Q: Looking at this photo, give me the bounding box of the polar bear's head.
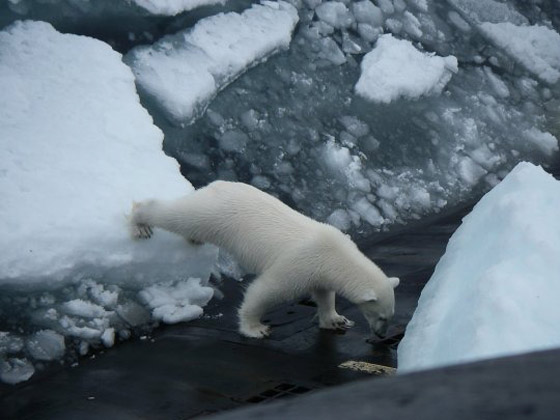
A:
[357,276,399,338]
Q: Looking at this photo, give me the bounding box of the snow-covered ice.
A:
[132,0,230,16]
[5,0,231,18]
[478,23,560,84]
[398,162,560,372]
[125,1,299,123]
[447,0,528,26]
[355,34,458,103]
[0,21,217,383]
[0,20,216,285]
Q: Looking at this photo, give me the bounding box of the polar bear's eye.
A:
[379,316,387,321]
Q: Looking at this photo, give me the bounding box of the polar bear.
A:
[130,181,399,339]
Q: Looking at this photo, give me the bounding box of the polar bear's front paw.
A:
[319,314,355,330]
[239,322,271,339]
[131,223,153,240]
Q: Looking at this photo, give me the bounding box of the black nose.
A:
[374,330,386,339]
[375,322,388,338]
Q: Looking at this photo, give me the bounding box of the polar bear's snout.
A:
[358,300,392,339]
[372,317,389,338]
[357,276,399,339]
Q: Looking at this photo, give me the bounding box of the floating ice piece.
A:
[61,300,112,319]
[139,278,214,324]
[116,302,152,327]
[81,281,120,309]
[355,34,458,103]
[352,197,384,226]
[339,116,370,138]
[398,162,560,372]
[0,358,35,385]
[58,316,105,340]
[0,332,24,354]
[523,128,559,156]
[322,141,371,193]
[447,0,527,26]
[315,1,354,29]
[327,209,353,231]
[376,0,394,15]
[26,330,65,361]
[125,1,299,123]
[132,0,230,16]
[0,21,216,286]
[101,328,115,348]
[7,0,231,17]
[478,23,560,84]
[351,1,383,27]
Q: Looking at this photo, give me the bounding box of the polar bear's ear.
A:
[389,277,400,288]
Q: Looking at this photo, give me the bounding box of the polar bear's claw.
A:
[320,314,355,330]
[132,223,153,240]
[240,323,271,339]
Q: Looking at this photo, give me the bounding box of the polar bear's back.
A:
[201,181,316,237]
[189,181,328,273]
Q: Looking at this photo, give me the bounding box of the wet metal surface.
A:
[209,348,560,420]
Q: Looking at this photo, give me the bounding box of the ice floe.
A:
[399,162,560,372]
[125,1,299,123]
[355,34,458,103]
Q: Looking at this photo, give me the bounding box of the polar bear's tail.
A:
[128,201,154,240]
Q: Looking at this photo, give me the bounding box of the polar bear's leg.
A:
[128,197,201,242]
[312,289,355,330]
[238,277,279,338]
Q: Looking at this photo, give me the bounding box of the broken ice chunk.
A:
[327,209,353,231]
[523,128,559,156]
[355,34,458,103]
[26,330,65,361]
[0,358,35,384]
[351,1,384,27]
[61,299,112,319]
[315,2,354,29]
[139,278,214,325]
[478,23,560,84]
[0,332,24,354]
[132,0,230,16]
[101,328,115,348]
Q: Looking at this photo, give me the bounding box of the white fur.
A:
[129,181,398,338]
